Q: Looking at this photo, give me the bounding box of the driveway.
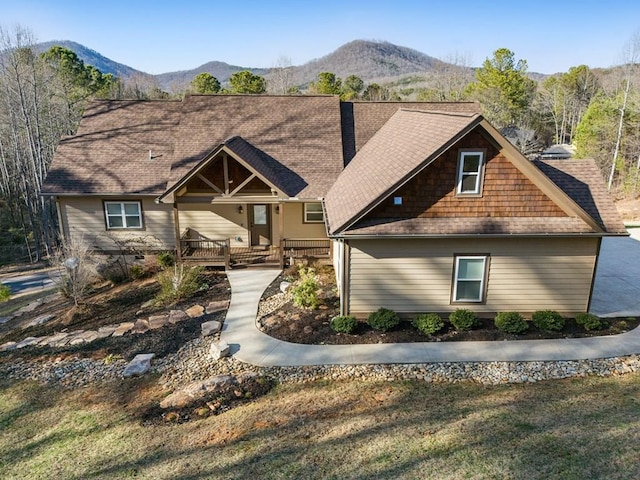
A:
[590,228,640,317]
[0,269,60,297]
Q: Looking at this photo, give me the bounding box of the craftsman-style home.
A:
[41,95,627,317]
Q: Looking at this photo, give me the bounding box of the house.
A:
[41,95,627,317]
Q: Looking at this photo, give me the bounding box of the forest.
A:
[1,25,639,264]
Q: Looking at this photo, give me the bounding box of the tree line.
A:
[0,24,638,264]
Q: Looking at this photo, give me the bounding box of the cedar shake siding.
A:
[58,197,175,251]
[367,128,568,220]
[347,237,599,317]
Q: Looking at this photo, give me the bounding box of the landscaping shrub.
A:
[292,266,319,309]
[449,309,479,331]
[0,283,10,302]
[494,311,528,334]
[367,308,400,332]
[532,310,565,331]
[155,265,204,305]
[576,313,607,331]
[330,315,358,334]
[412,313,444,336]
[157,251,175,269]
[130,264,146,280]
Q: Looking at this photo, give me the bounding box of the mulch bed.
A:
[259,273,640,345]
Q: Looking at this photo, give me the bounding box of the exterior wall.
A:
[59,196,175,251]
[368,128,567,221]
[179,204,248,247]
[347,237,599,317]
[281,202,328,240]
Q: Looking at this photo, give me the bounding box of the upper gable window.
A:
[104,201,143,229]
[456,150,485,195]
[304,202,324,223]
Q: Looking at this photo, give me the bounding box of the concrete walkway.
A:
[221,236,640,366]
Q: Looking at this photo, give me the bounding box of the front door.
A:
[249,204,271,246]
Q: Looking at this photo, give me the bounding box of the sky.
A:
[2,0,639,75]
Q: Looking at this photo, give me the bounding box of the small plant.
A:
[449,309,479,331]
[157,251,175,269]
[367,308,400,332]
[494,312,528,334]
[292,266,319,309]
[412,313,444,336]
[330,315,358,334]
[575,313,607,331]
[103,353,122,365]
[532,310,565,331]
[155,264,204,305]
[130,264,146,280]
[0,284,10,302]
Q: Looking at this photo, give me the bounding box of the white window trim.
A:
[452,255,488,303]
[104,201,142,229]
[456,150,485,195]
[304,202,324,223]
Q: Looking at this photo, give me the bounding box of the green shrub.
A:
[130,264,146,280]
[330,315,358,334]
[494,311,528,334]
[0,283,10,302]
[292,266,319,309]
[449,309,479,331]
[367,308,400,332]
[157,251,175,269]
[155,265,204,305]
[531,310,565,331]
[412,313,444,336]
[575,313,607,331]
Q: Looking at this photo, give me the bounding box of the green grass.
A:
[1,374,639,479]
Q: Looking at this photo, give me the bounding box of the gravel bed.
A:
[3,338,639,390]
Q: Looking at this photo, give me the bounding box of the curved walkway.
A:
[221,235,640,367]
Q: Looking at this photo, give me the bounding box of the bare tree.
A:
[267,55,296,94]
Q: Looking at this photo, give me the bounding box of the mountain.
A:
[154,62,270,92]
[288,40,446,86]
[35,40,147,80]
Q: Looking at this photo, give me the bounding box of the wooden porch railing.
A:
[180,228,230,268]
[280,238,331,268]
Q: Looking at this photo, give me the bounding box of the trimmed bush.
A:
[0,283,10,302]
[412,313,444,336]
[532,310,565,331]
[449,309,479,331]
[130,264,146,280]
[494,311,528,334]
[157,251,175,269]
[292,266,319,309]
[367,308,400,332]
[330,315,358,334]
[156,265,204,305]
[576,313,607,331]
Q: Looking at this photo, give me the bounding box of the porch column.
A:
[173,202,182,262]
[278,201,284,268]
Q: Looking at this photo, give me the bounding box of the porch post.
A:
[278,201,284,268]
[173,202,182,262]
[224,238,231,270]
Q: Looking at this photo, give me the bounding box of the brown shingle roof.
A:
[534,159,627,234]
[324,109,482,234]
[41,100,182,195]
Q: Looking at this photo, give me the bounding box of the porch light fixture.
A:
[275,205,280,214]
[238,205,244,214]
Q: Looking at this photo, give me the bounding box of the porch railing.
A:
[280,238,331,268]
[180,228,230,268]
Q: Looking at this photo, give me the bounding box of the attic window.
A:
[393,196,403,205]
[456,150,485,195]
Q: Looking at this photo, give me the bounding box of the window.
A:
[456,150,484,195]
[104,201,142,229]
[452,255,488,303]
[393,196,403,205]
[304,202,324,223]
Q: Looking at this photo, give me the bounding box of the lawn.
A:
[1,373,639,479]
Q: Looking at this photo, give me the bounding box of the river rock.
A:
[123,353,155,377]
[186,305,205,318]
[160,375,235,409]
[201,320,222,336]
[209,340,230,360]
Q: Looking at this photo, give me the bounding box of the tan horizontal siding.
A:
[281,203,328,239]
[179,204,248,247]
[347,237,598,316]
[60,197,174,251]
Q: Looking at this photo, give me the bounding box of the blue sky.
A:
[2,0,638,75]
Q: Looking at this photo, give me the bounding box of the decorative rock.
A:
[16,299,44,314]
[23,314,55,329]
[140,299,155,309]
[280,281,292,293]
[98,325,118,335]
[40,332,70,347]
[206,300,228,314]
[132,318,150,334]
[209,340,230,360]
[123,353,155,377]
[0,341,17,352]
[148,315,169,330]
[15,337,41,349]
[169,310,189,324]
[112,322,134,337]
[185,305,205,318]
[0,315,14,325]
[201,320,222,336]
[160,375,235,409]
